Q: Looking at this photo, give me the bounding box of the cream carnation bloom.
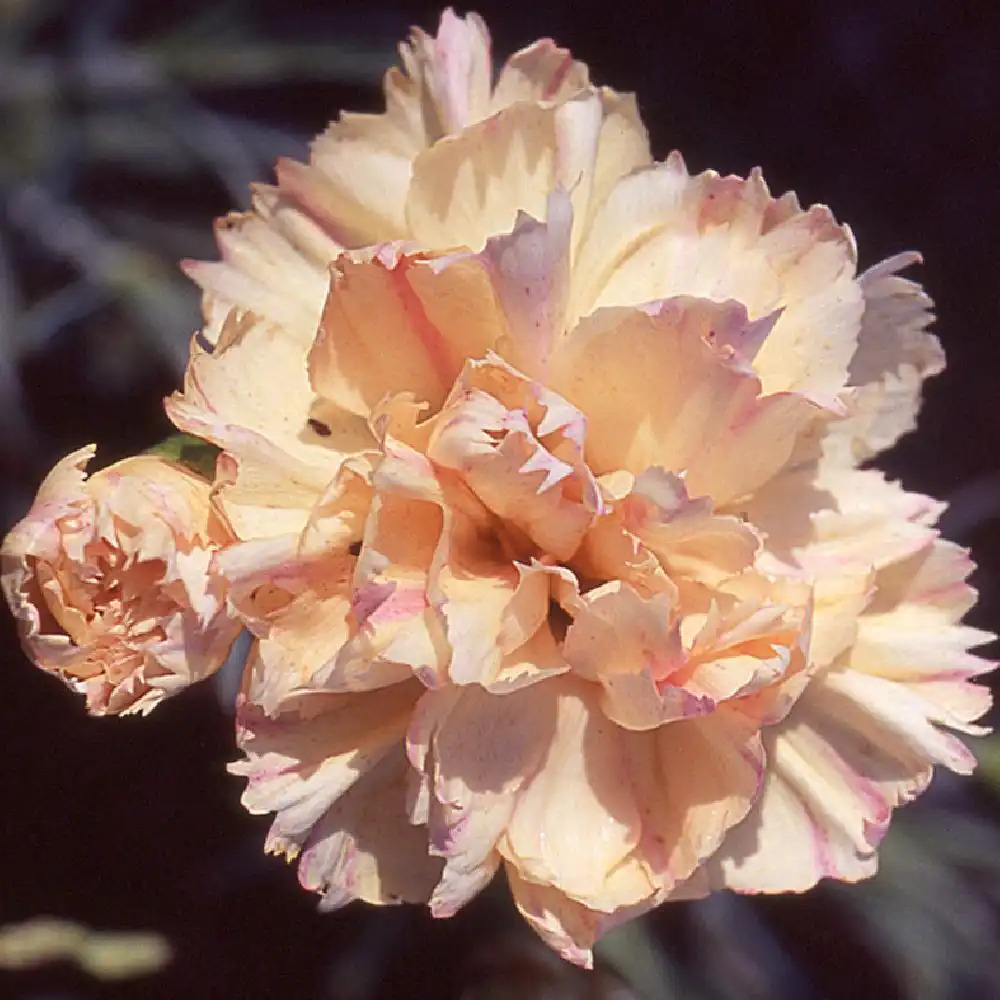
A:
[160,9,991,966]
[2,449,240,715]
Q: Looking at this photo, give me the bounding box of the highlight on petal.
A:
[1,449,240,715]
[406,88,648,253]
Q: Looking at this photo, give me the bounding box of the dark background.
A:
[1,2,999,998]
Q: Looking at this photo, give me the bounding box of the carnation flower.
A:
[2,448,240,715]
[5,7,993,970]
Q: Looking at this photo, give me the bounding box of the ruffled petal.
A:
[407,683,555,917]
[426,355,603,560]
[622,708,765,893]
[309,247,506,418]
[571,154,863,398]
[475,190,572,376]
[578,468,760,602]
[845,539,994,733]
[230,680,423,858]
[297,746,443,909]
[166,311,371,539]
[826,252,943,465]
[182,187,337,345]
[407,88,642,254]
[498,680,654,911]
[551,297,828,504]
[707,660,975,894]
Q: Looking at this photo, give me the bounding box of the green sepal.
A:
[145,434,220,481]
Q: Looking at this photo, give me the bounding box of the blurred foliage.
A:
[0,0,397,525]
[0,917,171,980]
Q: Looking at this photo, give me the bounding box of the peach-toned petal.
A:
[407,683,555,916]
[297,746,443,909]
[747,464,942,578]
[505,867,613,969]
[181,188,337,346]
[337,469,449,691]
[578,468,760,602]
[826,252,943,465]
[215,465,376,711]
[426,356,602,560]
[231,680,422,857]
[563,577,810,731]
[476,190,571,376]
[166,311,371,539]
[407,89,631,254]
[622,708,765,893]
[707,663,967,894]
[309,248,506,419]
[490,37,590,109]
[551,297,827,503]
[572,154,863,398]
[562,582,691,729]
[844,539,994,734]
[498,680,654,911]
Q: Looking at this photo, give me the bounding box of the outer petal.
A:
[407,683,555,917]
[264,7,494,247]
[505,868,616,969]
[407,89,645,255]
[706,661,974,894]
[845,539,994,733]
[623,708,765,893]
[182,186,339,346]
[550,297,828,504]
[297,746,443,909]
[502,695,765,964]
[230,680,423,859]
[498,680,655,911]
[166,311,371,539]
[825,252,943,465]
[490,37,590,110]
[180,11,620,344]
[571,154,863,398]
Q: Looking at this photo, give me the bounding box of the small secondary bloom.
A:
[2,448,240,715]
